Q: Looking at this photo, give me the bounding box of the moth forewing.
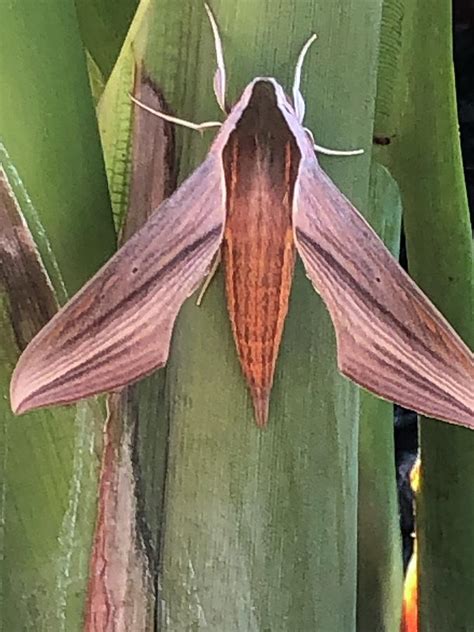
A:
[273,81,474,426]
[292,161,474,427]
[10,156,227,414]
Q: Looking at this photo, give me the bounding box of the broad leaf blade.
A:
[0,158,105,630]
[139,1,383,629]
[0,0,116,294]
[357,163,403,632]
[375,0,474,629]
[76,0,139,81]
[0,3,116,628]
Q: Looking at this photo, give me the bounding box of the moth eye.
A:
[132,266,138,274]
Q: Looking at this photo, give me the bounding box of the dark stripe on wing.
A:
[368,343,472,416]
[295,227,444,365]
[64,225,223,346]
[27,226,223,402]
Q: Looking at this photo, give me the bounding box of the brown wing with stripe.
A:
[294,160,474,427]
[11,156,225,414]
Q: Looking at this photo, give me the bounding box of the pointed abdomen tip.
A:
[252,389,270,428]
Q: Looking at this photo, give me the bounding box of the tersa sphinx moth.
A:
[10,6,474,427]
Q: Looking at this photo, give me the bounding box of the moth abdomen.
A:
[222,82,301,425]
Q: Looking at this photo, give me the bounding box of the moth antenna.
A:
[130,95,222,132]
[304,126,364,156]
[292,33,318,123]
[196,250,221,306]
[204,3,228,114]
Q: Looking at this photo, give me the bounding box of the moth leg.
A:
[305,126,364,156]
[205,3,228,114]
[130,95,222,132]
[196,250,222,306]
[292,33,318,123]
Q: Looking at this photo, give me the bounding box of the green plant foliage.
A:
[138,1,383,629]
[97,0,154,228]
[76,0,139,81]
[375,0,474,629]
[0,2,115,629]
[0,152,107,631]
[357,163,403,632]
[0,1,116,294]
[2,0,471,628]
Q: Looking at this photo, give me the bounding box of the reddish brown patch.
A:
[222,83,300,426]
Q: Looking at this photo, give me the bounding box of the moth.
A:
[10,6,474,427]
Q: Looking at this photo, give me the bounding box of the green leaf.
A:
[0,0,116,294]
[136,1,383,629]
[375,0,474,629]
[97,0,154,228]
[357,163,403,632]
[0,3,116,628]
[0,156,105,631]
[75,0,139,81]
[84,46,177,626]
